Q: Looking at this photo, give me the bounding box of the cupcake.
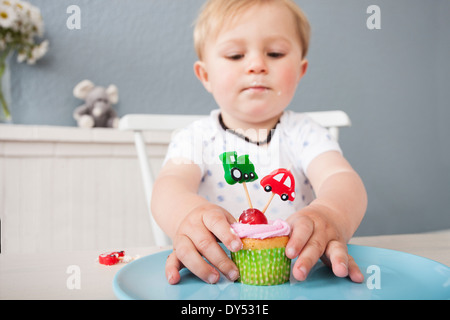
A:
[218,152,294,285]
[230,208,291,286]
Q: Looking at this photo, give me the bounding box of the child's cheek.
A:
[211,71,238,106]
[278,68,300,97]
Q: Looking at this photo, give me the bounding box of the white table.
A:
[0,246,171,300]
[1,230,449,300]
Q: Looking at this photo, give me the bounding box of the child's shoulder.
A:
[189,110,218,133]
[173,110,218,140]
[282,110,311,121]
[280,110,316,131]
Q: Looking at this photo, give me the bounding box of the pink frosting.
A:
[231,219,291,240]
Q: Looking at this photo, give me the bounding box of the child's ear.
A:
[297,59,308,83]
[194,61,212,92]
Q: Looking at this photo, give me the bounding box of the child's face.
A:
[194,2,308,129]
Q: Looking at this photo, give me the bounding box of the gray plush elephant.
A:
[73,80,119,128]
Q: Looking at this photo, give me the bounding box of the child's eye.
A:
[227,54,244,61]
[267,52,285,58]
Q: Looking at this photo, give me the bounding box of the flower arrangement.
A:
[0,0,48,121]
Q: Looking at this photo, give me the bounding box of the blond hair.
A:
[193,0,311,60]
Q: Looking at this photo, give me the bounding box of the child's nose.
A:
[246,54,267,74]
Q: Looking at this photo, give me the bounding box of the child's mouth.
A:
[245,86,269,92]
[242,84,271,93]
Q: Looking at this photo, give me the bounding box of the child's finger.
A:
[292,232,327,281]
[285,214,314,259]
[322,241,364,283]
[202,209,242,252]
[165,251,183,285]
[174,234,222,284]
[348,254,364,283]
[187,222,240,282]
[325,240,349,278]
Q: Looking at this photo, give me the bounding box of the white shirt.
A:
[164,109,341,221]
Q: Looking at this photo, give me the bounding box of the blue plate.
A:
[113,244,450,300]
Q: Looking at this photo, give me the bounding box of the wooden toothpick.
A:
[261,192,275,214]
[242,182,253,208]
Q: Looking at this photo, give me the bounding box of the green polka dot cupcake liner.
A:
[231,247,291,285]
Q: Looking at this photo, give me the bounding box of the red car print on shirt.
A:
[260,168,296,201]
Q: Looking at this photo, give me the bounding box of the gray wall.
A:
[9,0,450,236]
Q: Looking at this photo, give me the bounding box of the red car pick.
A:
[260,168,296,201]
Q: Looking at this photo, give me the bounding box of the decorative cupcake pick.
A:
[260,168,296,214]
[219,151,295,224]
[219,151,258,208]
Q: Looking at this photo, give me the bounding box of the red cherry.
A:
[238,208,268,225]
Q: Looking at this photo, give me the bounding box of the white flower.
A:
[0,0,48,64]
[27,39,48,64]
[0,1,48,119]
[30,8,44,35]
[16,50,25,62]
[0,4,17,28]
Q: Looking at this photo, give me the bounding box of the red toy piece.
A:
[99,251,124,265]
[260,168,296,201]
[239,208,268,225]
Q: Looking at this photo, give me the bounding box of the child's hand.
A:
[285,205,364,283]
[165,203,242,285]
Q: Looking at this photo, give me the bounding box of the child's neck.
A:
[219,112,282,145]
